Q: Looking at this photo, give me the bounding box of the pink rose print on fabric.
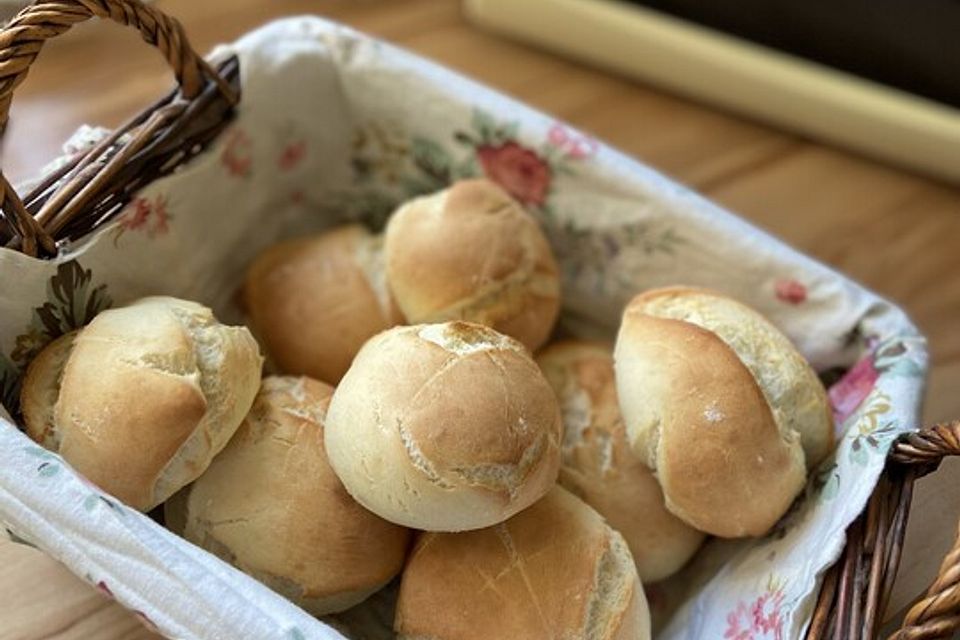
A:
[477,141,552,206]
[546,122,599,160]
[724,585,785,640]
[441,110,595,212]
[278,139,307,171]
[829,354,880,424]
[112,195,171,245]
[828,335,921,425]
[221,127,253,178]
[774,278,807,304]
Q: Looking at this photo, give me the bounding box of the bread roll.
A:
[384,179,560,351]
[21,296,262,511]
[324,321,561,531]
[19,331,76,450]
[243,224,403,384]
[395,486,650,640]
[538,341,704,582]
[167,376,411,615]
[614,287,833,537]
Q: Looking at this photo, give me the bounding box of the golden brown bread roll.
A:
[537,340,705,582]
[395,486,651,640]
[324,321,562,531]
[383,179,561,351]
[166,376,411,615]
[21,296,262,511]
[243,224,403,384]
[614,287,833,537]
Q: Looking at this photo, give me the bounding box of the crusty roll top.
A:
[172,376,411,615]
[243,224,403,384]
[395,486,650,640]
[21,296,262,511]
[21,331,76,450]
[538,341,705,581]
[632,287,833,467]
[384,179,561,351]
[615,287,832,537]
[324,321,562,531]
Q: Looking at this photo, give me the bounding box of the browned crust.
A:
[395,487,649,639]
[324,322,562,531]
[175,376,412,615]
[22,297,261,512]
[537,340,705,581]
[243,224,401,384]
[627,286,834,466]
[616,311,807,537]
[384,179,560,351]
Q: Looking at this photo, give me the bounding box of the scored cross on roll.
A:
[323,321,562,532]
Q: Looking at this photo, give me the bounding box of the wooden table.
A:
[1,1,958,638]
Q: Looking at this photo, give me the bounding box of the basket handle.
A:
[888,420,960,639]
[0,0,236,256]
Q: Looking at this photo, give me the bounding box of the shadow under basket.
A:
[0,1,958,639]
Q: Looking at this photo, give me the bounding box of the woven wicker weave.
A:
[0,0,238,257]
[1,2,957,639]
[807,422,960,640]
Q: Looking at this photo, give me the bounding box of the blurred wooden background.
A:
[1,1,958,638]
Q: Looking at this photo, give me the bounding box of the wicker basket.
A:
[1,2,958,639]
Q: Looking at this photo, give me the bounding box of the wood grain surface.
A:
[1,1,958,638]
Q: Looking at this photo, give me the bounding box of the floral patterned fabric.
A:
[0,17,925,640]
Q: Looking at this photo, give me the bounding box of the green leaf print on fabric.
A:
[471,108,499,144]
[351,121,409,184]
[37,260,112,338]
[11,260,112,371]
[410,136,453,185]
[3,261,110,417]
[546,219,685,293]
[847,390,896,466]
[83,494,100,512]
[24,446,62,478]
[37,462,60,478]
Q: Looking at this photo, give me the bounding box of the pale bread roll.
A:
[324,321,561,531]
[395,486,651,640]
[538,341,705,582]
[19,331,75,450]
[384,179,560,351]
[167,376,411,615]
[20,296,262,511]
[243,224,403,384]
[614,287,833,537]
